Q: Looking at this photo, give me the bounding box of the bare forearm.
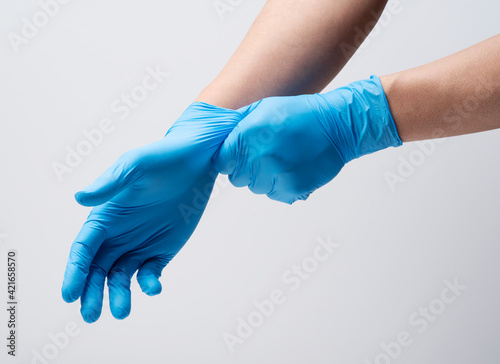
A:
[381,34,500,142]
[197,0,389,109]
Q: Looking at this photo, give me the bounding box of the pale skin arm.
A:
[200,1,499,142]
[196,0,389,109]
[381,34,500,142]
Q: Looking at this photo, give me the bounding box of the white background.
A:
[1,0,500,363]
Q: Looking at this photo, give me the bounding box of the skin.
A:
[197,0,389,109]
[198,0,499,142]
[64,0,500,321]
[64,0,388,321]
[381,34,500,142]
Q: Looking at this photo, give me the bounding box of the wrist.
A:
[195,81,251,110]
[316,75,402,163]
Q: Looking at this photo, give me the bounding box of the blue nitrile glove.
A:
[214,75,402,204]
[62,102,244,323]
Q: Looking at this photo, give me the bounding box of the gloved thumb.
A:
[213,100,262,174]
[75,152,141,206]
[213,128,239,175]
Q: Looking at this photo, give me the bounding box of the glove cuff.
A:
[316,75,402,163]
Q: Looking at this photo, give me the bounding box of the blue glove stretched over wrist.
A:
[62,102,244,323]
[214,75,402,204]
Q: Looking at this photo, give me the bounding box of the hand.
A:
[214,76,402,204]
[62,102,243,323]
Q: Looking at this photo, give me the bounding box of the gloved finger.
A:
[75,151,142,207]
[267,187,311,204]
[78,241,128,322]
[265,176,305,205]
[267,189,298,205]
[213,127,240,175]
[217,136,255,188]
[107,255,144,320]
[137,255,170,296]
[79,265,106,323]
[215,106,265,181]
[213,100,263,176]
[62,222,106,303]
[248,170,275,195]
[228,159,253,188]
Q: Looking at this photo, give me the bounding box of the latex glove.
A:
[62,102,243,323]
[214,75,402,204]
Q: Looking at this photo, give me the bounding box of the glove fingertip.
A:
[74,190,109,207]
[81,308,100,324]
[62,289,78,303]
[144,282,162,296]
[138,275,162,296]
[74,191,88,206]
[112,307,130,320]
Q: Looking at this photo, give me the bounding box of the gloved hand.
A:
[214,75,402,204]
[62,102,243,323]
